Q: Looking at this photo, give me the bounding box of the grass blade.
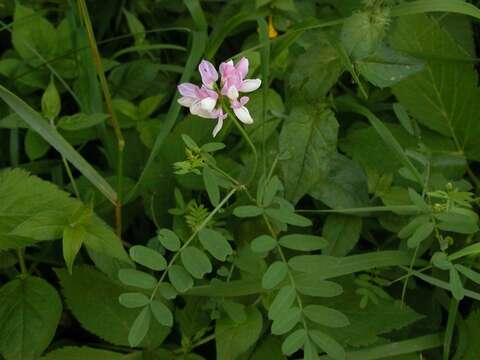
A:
[0,85,117,204]
[391,0,480,20]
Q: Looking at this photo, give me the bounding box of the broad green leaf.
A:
[203,166,220,206]
[12,2,57,66]
[463,310,480,359]
[118,269,157,290]
[251,234,277,253]
[128,307,151,347]
[309,153,369,209]
[268,285,296,320]
[41,77,61,121]
[315,278,423,347]
[407,222,434,248]
[309,330,345,360]
[181,246,212,279]
[251,337,286,360]
[279,234,328,252]
[233,205,263,218]
[215,307,263,360]
[0,169,129,265]
[322,215,362,257]
[356,46,424,87]
[341,9,390,59]
[271,306,301,335]
[150,300,173,327]
[262,261,288,289]
[63,224,86,274]
[281,329,307,356]
[295,275,343,298]
[286,35,343,103]
[57,113,108,131]
[119,293,151,309]
[168,265,194,293]
[303,338,319,360]
[0,87,117,203]
[391,14,480,160]
[261,176,283,207]
[0,276,62,360]
[41,346,124,360]
[56,266,169,347]
[129,245,167,271]
[157,229,181,251]
[222,300,247,324]
[198,228,233,261]
[279,105,338,204]
[303,305,349,328]
[25,129,50,160]
[157,283,178,300]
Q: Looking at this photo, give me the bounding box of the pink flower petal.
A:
[177,83,199,98]
[198,60,218,88]
[235,57,249,79]
[239,79,261,93]
[233,106,253,124]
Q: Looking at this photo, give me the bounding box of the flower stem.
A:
[223,105,258,185]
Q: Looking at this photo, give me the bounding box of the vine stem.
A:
[223,105,258,185]
[150,187,238,300]
[16,249,27,275]
[77,0,125,237]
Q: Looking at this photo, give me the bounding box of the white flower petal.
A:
[178,96,195,107]
[212,117,224,137]
[239,79,261,93]
[227,86,239,100]
[200,97,217,112]
[233,106,253,124]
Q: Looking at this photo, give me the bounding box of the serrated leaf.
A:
[181,246,212,279]
[215,307,263,360]
[309,330,345,360]
[128,307,151,347]
[119,293,151,309]
[279,234,327,252]
[279,105,338,204]
[262,261,288,289]
[168,265,194,293]
[157,229,181,251]
[56,267,169,347]
[233,205,263,218]
[150,300,173,327]
[0,276,62,360]
[268,285,296,320]
[303,305,349,328]
[251,235,277,253]
[198,228,233,261]
[118,269,157,290]
[63,225,86,274]
[129,245,167,271]
[271,306,301,335]
[391,14,480,160]
[281,329,307,356]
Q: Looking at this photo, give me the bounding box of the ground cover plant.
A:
[2,0,480,359]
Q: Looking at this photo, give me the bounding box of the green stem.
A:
[16,249,27,275]
[223,105,258,185]
[150,188,238,300]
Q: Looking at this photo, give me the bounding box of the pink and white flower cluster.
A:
[177,58,261,137]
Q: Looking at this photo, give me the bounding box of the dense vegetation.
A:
[2,0,480,359]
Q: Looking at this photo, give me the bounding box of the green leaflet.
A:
[0,276,62,360]
[391,14,480,160]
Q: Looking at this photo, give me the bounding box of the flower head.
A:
[177,58,261,137]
